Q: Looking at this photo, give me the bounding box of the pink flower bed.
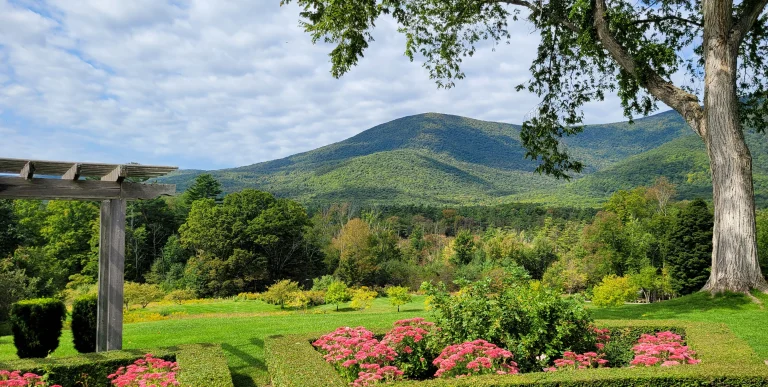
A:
[630,331,700,367]
[433,339,519,378]
[0,371,61,387]
[545,351,608,372]
[381,318,436,378]
[313,326,401,386]
[108,354,180,387]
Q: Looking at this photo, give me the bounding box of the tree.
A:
[450,230,475,265]
[262,280,301,309]
[284,0,768,293]
[0,200,20,258]
[123,282,165,309]
[592,275,639,307]
[668,199,714,295]
[350,286,377,310]
[183,174,222,205]
[325,280,351,311]
[386,286,412,312]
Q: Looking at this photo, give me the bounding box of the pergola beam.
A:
[20,161,35,180]
[62,163,82,180]
[101,165,126,183]
[0,177,176,201]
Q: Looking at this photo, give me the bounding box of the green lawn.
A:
[1,292,767,387]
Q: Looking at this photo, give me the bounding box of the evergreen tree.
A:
[183,174,222,205]
[668,199,713,295]
[450,230,475,265]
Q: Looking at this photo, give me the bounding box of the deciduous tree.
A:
[284,0,768,293]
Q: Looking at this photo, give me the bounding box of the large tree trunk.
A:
[701,0,768,293]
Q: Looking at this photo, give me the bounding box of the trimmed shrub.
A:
[71,294,98,354]
[10,298,67,358]
[0,344,233,387]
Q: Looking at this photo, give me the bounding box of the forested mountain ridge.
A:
[157,110,751,207]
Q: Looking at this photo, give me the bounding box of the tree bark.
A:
[701,0,768,293]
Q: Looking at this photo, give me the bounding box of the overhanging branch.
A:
[630,15,703,28]
[730,0,768,45]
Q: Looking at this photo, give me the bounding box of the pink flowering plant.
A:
[107,354,180,387]
[630,331,700,367]
[0,371,61,387]
[351,365,404,387]
[381,318,437,379]
[312,326,402,386]
[593,327,611,351]
[544,351,609,372]
[432,339,519,379]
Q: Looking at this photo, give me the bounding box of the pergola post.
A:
[96,199,127,352]
[0,158,177,354]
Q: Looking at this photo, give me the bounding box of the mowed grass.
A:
[1,292,767,387]
[0,296,428,387]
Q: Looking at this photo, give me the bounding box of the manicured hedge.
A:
[10,298,67,358]
[264,320,768,387]
[0,344,234,387]
[71,294,98,353]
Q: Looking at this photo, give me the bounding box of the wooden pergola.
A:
[0,158,177,352]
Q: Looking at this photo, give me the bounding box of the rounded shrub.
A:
[71,293,98,353]
[10,298,67,358]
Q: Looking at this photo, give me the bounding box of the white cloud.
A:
[0,0,638,170]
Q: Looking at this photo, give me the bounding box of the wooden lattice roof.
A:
[0,158,177,180]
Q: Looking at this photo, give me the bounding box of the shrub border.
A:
[0,343,234,387]
[264,320,768,387]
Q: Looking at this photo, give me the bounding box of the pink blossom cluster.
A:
[630,331,701,367]
[351,365,404,387]
[0,371,61,387]
[544,351,609,372]
[593,327,611,351]
[107,354,180,387]
[432,339,519,378]
[312,326,402,386]
[381,318,434,353]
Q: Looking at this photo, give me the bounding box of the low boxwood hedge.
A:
[264,320,768,387]
[0,343,234,387]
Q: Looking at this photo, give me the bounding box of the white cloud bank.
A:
[0,0,634,169]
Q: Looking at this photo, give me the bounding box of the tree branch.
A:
[630,15,702,28]
[492,0,581,33]
[592,0,705,137]
[730,0,768,45]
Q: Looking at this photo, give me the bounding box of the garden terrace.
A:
[265,320,768,387]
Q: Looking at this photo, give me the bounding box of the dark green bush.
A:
[422,279,595,372]
[71,294,98,353]
[266,321,768,387]
[0,344,233,387]
[10,298,67,358]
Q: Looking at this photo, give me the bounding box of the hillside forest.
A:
[2,174,768,319]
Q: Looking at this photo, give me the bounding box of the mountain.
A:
[158,111,767,207]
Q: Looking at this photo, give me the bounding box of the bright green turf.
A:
[2,292,767,387]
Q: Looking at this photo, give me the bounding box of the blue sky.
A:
[0,0,660,170]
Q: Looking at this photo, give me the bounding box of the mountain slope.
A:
[159,111,711,206]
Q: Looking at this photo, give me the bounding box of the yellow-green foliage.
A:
[124,282,165,309]
[262,280,301,308]
[325,281,350,311]
[386,286,412,311]
[350,286,377,310]
[592,275,639,308]
[234,292,261,301]
[164,289,197,304]
[287,291,310,312]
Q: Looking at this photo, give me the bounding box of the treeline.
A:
[2,175,768,319]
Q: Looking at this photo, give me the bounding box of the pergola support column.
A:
[96,199,127,352]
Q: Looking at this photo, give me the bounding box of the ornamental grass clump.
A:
[107,354,179,387]
[630,331,700,367]
[381,318,437,379]
[432,339,519,379]
[0,371,61,387]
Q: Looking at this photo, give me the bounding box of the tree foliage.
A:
[668,198,713,295]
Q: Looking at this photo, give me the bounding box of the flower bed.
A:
[265,320,768,387]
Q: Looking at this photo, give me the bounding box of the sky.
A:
[0,0,643,170]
